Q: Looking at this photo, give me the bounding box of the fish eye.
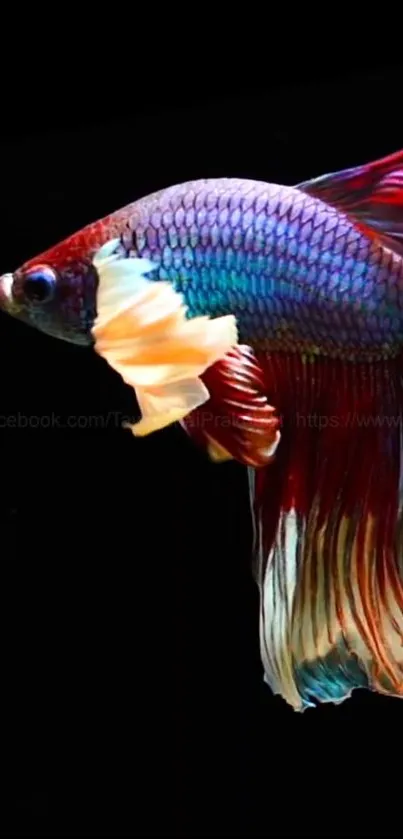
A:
[21,265,57,303]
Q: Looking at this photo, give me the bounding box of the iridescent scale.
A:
[121,178,403,362]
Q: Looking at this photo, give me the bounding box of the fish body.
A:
[6,177,403,360]
[3,149,403,711]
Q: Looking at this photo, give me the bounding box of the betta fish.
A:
[2,147,403,712]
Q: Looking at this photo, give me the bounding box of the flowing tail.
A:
[185,346,403,711]
[249,351,403,710]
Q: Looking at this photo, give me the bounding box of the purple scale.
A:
[297,242,309,262]
[299,221,313,243]
[310,225,324,247]
[200,224,210,246]
[324,214,339,233]
[162,210,173,229]
[207,207,218,226]
[173,248,182,269]
[175,207,185,227]
[183,246,193,266]
[194,245,204,267]
[351,261,366,279]
[329,272,341,292]
[306,265,317,285]
[185,207,195,228]
[135,227,146,250]
[183,190,195,210]
[179,227,188,248]
[244,226,254,251]
[253,231,265,253]
[169,192,183,211]
[230,207,241,228]
[158,228,167,248]
[339,275,353,296]
[197,207,207,227]
[276,236,287,256]
[331,253,343,270]
[300,201,315,225]
[264,232,276,256]
[346,240,358,259]
[219,207,229,226]
[242,208,254,231]
[254,194,267,215]
[241,191,255,213]
[228,192,241,211]
[233,228,242,250]
[346,226,361,243]
[278,198,290,219]
[215,245,224,267]
[218,192,230,210]
[168,226,178,247]
[254,212,266,233]
[312,208,326,230]
[221,225,232,248]
[333,237,346,255]
[322,230,335,250]
[225,247,234,267]
[288,238,298,257]
[147,227,157,248]
[151,210,162,228]
[162,246,173,267]
[194,191,205,210]
[343,257,355,274]
[317,268,329,288]
[276,220,287,237]
[288,219,301,239]
[189,224,199,248]
[289,196,304,222]
[210,224,220,247]
[352,275,366,295]
[205,191,218,210]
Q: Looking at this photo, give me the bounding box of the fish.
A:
[2,147,403,711]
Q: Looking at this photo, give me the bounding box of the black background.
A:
[0,62,402,835]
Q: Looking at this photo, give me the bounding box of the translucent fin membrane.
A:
[182,344,281,467]
[250,351,403,710]
[91,241,238,436]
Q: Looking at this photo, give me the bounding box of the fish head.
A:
[0,250,99,346]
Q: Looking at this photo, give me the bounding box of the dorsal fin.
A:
[296,148,403,257]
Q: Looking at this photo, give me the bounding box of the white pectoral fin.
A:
[123,379,210,436]
[91,241,238,436]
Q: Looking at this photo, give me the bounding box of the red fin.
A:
[297,148,403,256]
[182,344,281,467]
[249,351,403,710]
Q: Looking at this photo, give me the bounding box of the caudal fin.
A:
[249,351,403,711]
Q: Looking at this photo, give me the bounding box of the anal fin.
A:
[182,345,281,467]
